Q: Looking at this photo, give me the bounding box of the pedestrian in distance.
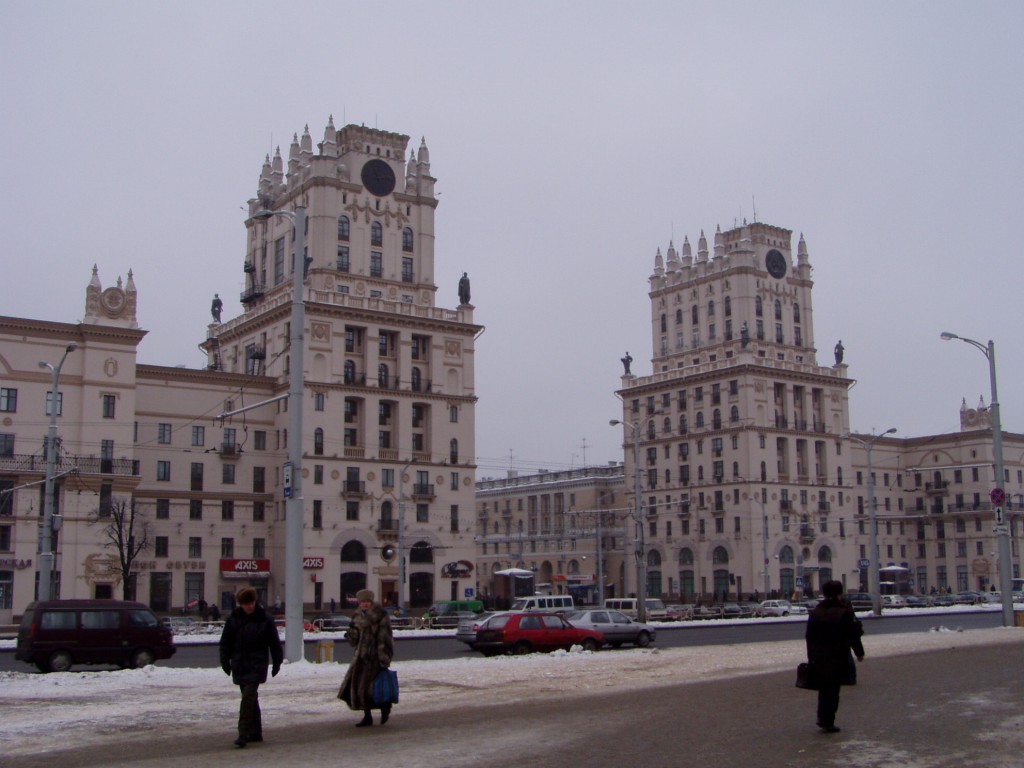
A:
[805,580,865,733]
[219,586,283,748]
[337,588,395,727]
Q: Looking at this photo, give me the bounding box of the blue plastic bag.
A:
[372,668,399,706]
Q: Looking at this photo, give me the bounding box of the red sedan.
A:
[474,611,603,656]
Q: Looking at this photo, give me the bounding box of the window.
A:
[191,426,205,447]
[156,460,171,481]
[221,500,234,520]
[102,394,116,419]
[45,391,63,417]
[314,427,324,455]
[188,537,202,558]
[253,501,265,522]
[190,462,203,491]
[382,468,394,488]
[254,431,266,450]
[371,251,382,278]
[253,538,266,558]
[450,405,458,423]
[450,439,459,463]
[402,256,414,282]
[417,503,429,523]
[155,499,170,520]
[253,466,265,493]
[337,245,350,272]
[312,500,322,530]
[0,388,17,412]
[221,537,234,558]
[0,434,14,457]
[223,428,236,451]
[314,465,323,485]
[222,463,235,484]
[450,504,459,533]
[274,236,285,285]
[371,221,383,246]
[337,215,350,241]
[402,227,414,252]
[158,423,172,444]
[155,536,169,558]
[189,499,202,520]
[451,472,459,491]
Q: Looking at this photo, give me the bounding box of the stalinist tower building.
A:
[615,223,854,601]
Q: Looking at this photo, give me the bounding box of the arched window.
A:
[337,215,350,241]
[793,303,801,322]
[695,412,704,428]
[341,540,366,562]
[378,363,389,388]
[450,438,459,464]
[344,360,356,385]
[371,221,383,247]
[402,227,414,252]
[730,405,740,423]
[712,546,729,564]
[774,299,782,320]
[313,427,324,456]
[567,559,580,575]
[675,308,683,324]
[663,417,671,434]
[779,545,795,564]
[410,541,433,563]
[680,547,694,565]
[648,550,662,567]
[818,545,832,563]
[755,296,763,317]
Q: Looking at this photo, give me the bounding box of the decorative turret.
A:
[797,232,809,266]
[681,236,693,267]
[696,230,709,263]
[287,133,301,180]
[415,137,435,197]
[321,115,338,158]
[83,265,138,328]
[653,247,665,277]
[666,240,679,272]
[257,154,273,200]
[299,124,314,164]
[713,225,725,259]
[405,150,417,193]
[271,147,285,193]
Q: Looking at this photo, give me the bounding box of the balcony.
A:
[0,454,140,477]
[799,526,816,543]
[240,280,264,305]
[818,501,831,512]
[376,519,399,540]
[779,499,794,511]
[925,481,949,495]
[219,443,241,459]
[341,480,366,497]
[412,483,435,499]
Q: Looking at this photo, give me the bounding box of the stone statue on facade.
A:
[621,351,633,375]
[458,272,471,305]
[211,294,223,323]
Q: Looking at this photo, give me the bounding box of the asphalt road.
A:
[6,639,1022,768]
[0,610,1003,672]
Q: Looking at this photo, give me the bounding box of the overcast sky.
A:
[3,1,1023,477]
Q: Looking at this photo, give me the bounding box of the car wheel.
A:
[581,638,599,652]
[610,641,623,649]
[635,631,652,648]
[512,641,532,655]
[130,648,155,668]
[48,650,73,673]
[782,611,789,616]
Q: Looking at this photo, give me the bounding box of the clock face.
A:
[361,159,396,197]
[765,249,787,279]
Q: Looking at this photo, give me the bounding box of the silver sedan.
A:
[566,609,656,648]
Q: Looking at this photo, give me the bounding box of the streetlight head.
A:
[37,361,49,370]
[884,427,898,436]
[251,209,275,221]
[66,342,78,353]
[940,332,958,341]
[609,419,621,427]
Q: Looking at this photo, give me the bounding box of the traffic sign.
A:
[995,506,1005,525]
[993,524,1009,535]
[991,487,1006,506]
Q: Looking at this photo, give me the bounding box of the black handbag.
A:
[795,662,819,691]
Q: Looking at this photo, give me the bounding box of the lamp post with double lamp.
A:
[941,331,1014,627]
[252,205,306,662]
[38,342,77,602]
[397,461,415,612]
[609,417,656,623]
[844,428,896,617]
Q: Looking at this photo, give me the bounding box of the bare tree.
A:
[89,496,152,600]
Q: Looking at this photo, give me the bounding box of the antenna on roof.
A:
[751,195,758,223]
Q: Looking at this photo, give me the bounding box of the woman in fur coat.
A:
[337,589,395,726]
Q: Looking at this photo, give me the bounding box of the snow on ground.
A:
[1,604,1021,760]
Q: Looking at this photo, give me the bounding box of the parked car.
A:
[664,604,693,621]
[953,592,984,605]
[602,598,669,621]
[474,612,603,656]
[456,612,504,648]
[565,609,656,648]
[312,613,352,631]
[881,595,908,608]
[903,595,932,608]
[16,599,176,673]
[931,593,955,607]
[757,599,801,617]
[845,592,874,611]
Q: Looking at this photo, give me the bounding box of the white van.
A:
[603,598,668,621]
[509,595,575,613]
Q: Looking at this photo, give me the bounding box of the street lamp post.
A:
[610,417,656,623]
[941,331,1014,627]
[252,205,306,662]
[38,343,77,602]
[754,491,770,598]
[397,461,415,612]
[844,428,896,617]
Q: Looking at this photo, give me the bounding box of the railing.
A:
[342,480,366,495]
[0,454,140,477]
[412,483,435,498]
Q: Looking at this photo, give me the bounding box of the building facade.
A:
[614,223,1023,604]
[0,120,481,621]
[475,464,626,606]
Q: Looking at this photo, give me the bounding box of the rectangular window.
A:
[188,537,202,558]
[154,536,169,558]
[370,251,382,278]
[254,431,266,450]
[417,503,429,523]
[274,237,285,285]
[253,537,266,558]
[191,462,203,491]
[402,256,413,282]
[451,472,459,491]
[155,498,170,520]
[312,500,323,530]
[191,426,205,447]
[222,463,235,484]
[0,433,14,457]
[253,501,265,522]
[157,423,172,444]
[156,460,171,481]
[346,501,360,521]
[336,245,350,272]
[382,469,394,488]
[314,465,323,485]
[102,394,116,419]
[221,537,234,558]
[0,388,17,412]
[189,499,202,520]
[221,500,234,520]
[450,504,459,533]
[253,466,265,493]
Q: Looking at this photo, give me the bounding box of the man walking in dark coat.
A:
[219,587,283,748]
[806,580,865,733]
